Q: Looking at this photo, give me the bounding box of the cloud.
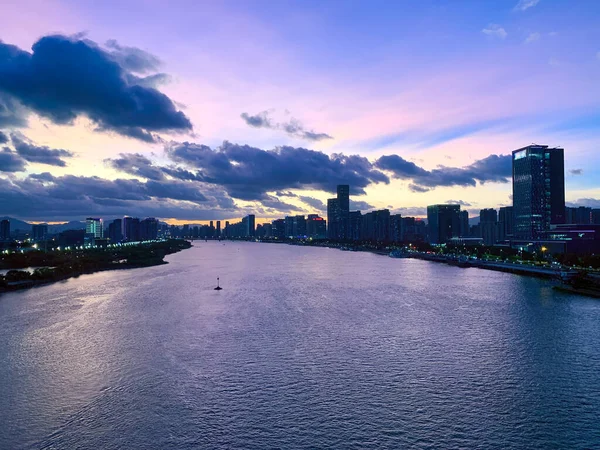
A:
[391,206,428,217]
[446,199,472,206]
[350,200,375,211]
[0,131,8,144]
[165,141,389,200]
[375,153,511,192]
[104,39,162,74]
[525,32,541,44]
[0,35,192,142]
[514,0,540,11]
[568,168,583,175]
[240,111,273,128]
[11,134,73,167]
[568,198,600,208]
[240,110,333,141]
[105,153,165,180]
[299,196,326,211]
[0,147,26,172]
[0,94,28,127]
[482,24,507,39]
[0,173,242,221]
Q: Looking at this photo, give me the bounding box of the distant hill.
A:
[0,217,86,233]
[0,216,32,231]
[469,216,480,226]
[48,221,86,233]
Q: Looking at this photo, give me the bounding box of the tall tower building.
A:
[512,145,565,239]
[479,208,498,245]
[427,204,461,244]
[326,185,350,240]
[327,198,339,239]
[337,184,350,239]
[85,217,103,239]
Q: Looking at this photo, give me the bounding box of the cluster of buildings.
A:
[2,144,599,255]
[326,185,427,242]
[429,145,600,254]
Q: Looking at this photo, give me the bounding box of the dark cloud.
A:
[11,134,73,167]
[376,153,511,192]
[260,195,303,213]
[299,196,326,211]
[0,35,192,142]
[446,199,472,206]
[0,131,8,143]
[0,93,27,127]
[568,168,583,175]
[350,200,375,211]
[105,153,165,180]
[0,173,239,221]
[0,147,26,172]
[104,39,162,74]
[568,198,600,208]
[240,110,333,141]
[391,206,428,217]
[166,141,389,200]
[240,111,273,128]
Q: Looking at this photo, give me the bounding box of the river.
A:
[1,241,599,449]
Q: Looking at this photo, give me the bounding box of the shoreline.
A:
[0,240,191,295]
[261,239,600,298]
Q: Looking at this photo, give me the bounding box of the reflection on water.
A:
[1,242,599,449]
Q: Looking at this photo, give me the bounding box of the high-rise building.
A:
[326,185,350,240]
[459,210,469,237]
[31,224,48,242]
[498,206,514,242]
[337,184,350,239]
[427,204,461,244]
[348,210,363,241]
[271,219,285,239]
[1,219,10,241]
[362,209,390,242]
[140,217,159,240]
[479,208,498,245]
[401,217,426,242]
[566,206,592,224]
[122,216,141,241]
[284,216,294,237]
[306,214,326,238]
[292,215,307,237]
[108,219,123,243]
[327,198,339,239]
[593,209,600,225]
[390,214,402,242]
[216,220,221,237]
[86,218,103,240]
[241,214,255,237]
[512,145,565,239]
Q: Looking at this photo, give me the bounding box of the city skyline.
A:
[1,0,600,223]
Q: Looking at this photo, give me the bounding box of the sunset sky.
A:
[1,0,599,223]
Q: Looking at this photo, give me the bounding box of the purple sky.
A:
[1,0,599,222]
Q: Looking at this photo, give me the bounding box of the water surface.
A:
[1,242,599,449]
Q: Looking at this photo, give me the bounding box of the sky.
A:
[1,0,599,224]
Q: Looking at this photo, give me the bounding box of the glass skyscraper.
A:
[512,145,565,239]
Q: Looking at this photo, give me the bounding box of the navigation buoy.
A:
[214,277,223,290]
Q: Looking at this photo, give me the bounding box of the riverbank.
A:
[289,240,600,298]
[0,239,192,294]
